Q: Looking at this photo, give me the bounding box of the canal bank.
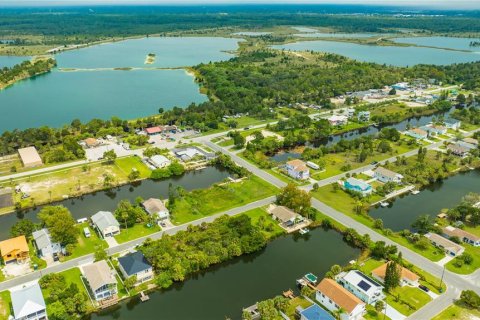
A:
[370,169,480,231]
[0,166,230,240]
[87,226,360,320]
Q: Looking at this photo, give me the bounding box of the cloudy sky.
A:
[1,0,479,9]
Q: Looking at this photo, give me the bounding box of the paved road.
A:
[0,196,274,292]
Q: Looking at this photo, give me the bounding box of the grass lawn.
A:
[364,305,391,320]
[28,240,47,270]
[285,296,312,319]
[114,223,161,244]
[0,291,11,320]
[115,156,151,179]
[170,176,278,225]
[445,245,480,275]
[385,286,431,316]
[312,184,444,262]
[359,258,385,275]
[432,302,480,320]
[61,223,107,261]
[243,207,285,239]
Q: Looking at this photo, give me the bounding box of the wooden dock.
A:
[140,291,150,302]
[283,289,295,299]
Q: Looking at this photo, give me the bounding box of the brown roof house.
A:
[425,233,465,257]
[269,205,298,225]
[371,263,420,287]
[285,159,310,180]
[17,146,42,168]
[83,260,118,302]
[0,235,29,264]
[316,278,366,320]
[142,198,170,221]
[443,226,480,247]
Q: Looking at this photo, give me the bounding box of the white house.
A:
[373,167,403,184]
[83,260,118,302]
[336,270,385,304]
[32,229,62,260]
[327,115,348,126]
[425,233,465,257]
[118,251,154,286]
[142,198,170,221]
[316,278,366,320]
[91,211,120,238]
[371,263,420,287]
[444,119,461,130]
[285,159,310,180]
[11,283,47,320]
[149,155,171,168]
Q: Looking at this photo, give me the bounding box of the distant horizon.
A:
[0,1,479,10]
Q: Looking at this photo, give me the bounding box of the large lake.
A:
[0,37,239,132]
[0,56,30,68]
[272,40,480,66]
[393,36,480,52]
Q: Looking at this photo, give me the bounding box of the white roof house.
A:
[336,270,384,304]
[373,167,403,184]
[91,211,120,238]
[11,283,47,320]
[175,148,203,161]
[32,228,62,258]
[149,155,171,168]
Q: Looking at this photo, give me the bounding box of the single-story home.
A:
[357,111,370,122]
[175,147,204,162]
[0,235,29,264]
[443,226,480,247]
[142,198,170,220]
[91,211,120,238]
[342,178,373,196]
[270,206,298,226]
[463,137,478,146]
[371,262,420,287]
[447,143,469,157]
[18,146,43,168]
[425,232,465,256]
[32,228,62,260]
[456,140,477,151]
[149,155,171,168]
[336,270,384,305]
[421,124,447,135]
[118,251,154,286]
[298,303,335,320]
[315,278,366,320]
[444,119,461,130]
[11,283,47,320]
[327,115,348,126]
[285,159,310,180]
[405,128,428,140]
[373,167,403,184]
[83,260,118,301]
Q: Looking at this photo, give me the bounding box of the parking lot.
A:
[147,129,198,149]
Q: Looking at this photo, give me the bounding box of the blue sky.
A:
[1,0,479,9]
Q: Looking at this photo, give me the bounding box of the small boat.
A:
[411,190,420,195]
[299,228,309,235]
[380,201,389,207]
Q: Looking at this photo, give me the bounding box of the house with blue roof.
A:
[118,251,154,286]
[299,303,335,320]
[342,178,373,196]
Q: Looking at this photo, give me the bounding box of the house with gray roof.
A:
[11,283,47,320]
[118,251,154,286]
[142,198,169,221]
[91,211,120,238]
[32,228,62,260]
[83,260,118,301]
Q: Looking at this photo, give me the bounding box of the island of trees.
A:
[0,57,56,90]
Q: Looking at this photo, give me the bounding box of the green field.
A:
[385,285,431,316]
[114,223,161,244]
[115,156,152,179]
[432,303,480,320]
[0,291,11,320]
[170,176,277,225]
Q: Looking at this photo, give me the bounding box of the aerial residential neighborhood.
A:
[0,2,479,320]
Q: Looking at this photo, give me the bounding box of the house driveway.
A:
[3,263,31,277]
[105,237,119,248]
[384,302,406,320]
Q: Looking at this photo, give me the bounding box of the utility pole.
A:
[439,265,446,292]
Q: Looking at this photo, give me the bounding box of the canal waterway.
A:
[0,166,230,240]
[370,169,480,231]
[88,227,360,320]
[272,40,480,66]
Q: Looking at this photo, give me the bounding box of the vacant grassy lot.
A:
[432,303,480,320]
[170,176,277,225]
[114,223,161,244]
[115,156,151,179]
[243,207,285,239]
[385,285,432,316]
[62,223,107,261]
[0,291,11,320]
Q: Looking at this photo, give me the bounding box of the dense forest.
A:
[0,5,480,44]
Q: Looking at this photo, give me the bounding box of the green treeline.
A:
[0,58,56,87]
[140,214,267,288]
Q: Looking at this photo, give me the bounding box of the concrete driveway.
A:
[384,302,406,320]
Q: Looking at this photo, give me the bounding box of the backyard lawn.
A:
[445,245,480,275]
[170,176,278,225]
[285,296,312,319]
[0,291,10,320]
[115,156,151,179]
[243,207,285,239]
[62,223,107,261]
[114,223,161,244]
[385,285,431,316]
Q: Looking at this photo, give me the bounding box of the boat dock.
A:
[282,289,295,299]
[140,291,150,302]
[371,185,415,206]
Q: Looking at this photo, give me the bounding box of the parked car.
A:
[419,284,430,292]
